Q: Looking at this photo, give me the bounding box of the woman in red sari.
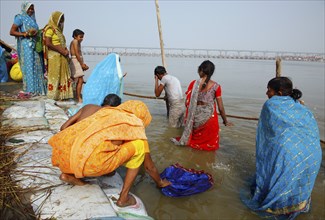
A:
[171,60,232,151]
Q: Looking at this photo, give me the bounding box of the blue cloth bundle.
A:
[160,163,214,197]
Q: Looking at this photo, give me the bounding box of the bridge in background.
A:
[82,46,325,62]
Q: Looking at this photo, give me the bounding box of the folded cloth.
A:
[70,56,84,79]
[160,163,214,197]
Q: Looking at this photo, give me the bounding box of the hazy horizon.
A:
[1,1,324,54]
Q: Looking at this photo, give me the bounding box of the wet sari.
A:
[241,96,322,219]
[171,79,221,151]
[160,163,214,197]
[13,1,47,95]
[43,11,73,100]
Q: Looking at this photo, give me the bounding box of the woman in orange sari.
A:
[171,60,232,151]
[49,100,170,207]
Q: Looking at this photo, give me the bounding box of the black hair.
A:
[198,60,215,90]
[72,29,84,38]
[101,94,121,107]
[154,66,166,76]
[267,77,302,101]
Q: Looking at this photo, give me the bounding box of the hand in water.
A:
[158,178,171,188]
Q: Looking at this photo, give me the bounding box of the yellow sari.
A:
[49,100,152,178]
[43,11,73,100]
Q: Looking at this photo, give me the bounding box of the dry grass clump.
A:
[0,125,61,220]
[0,128,37,220]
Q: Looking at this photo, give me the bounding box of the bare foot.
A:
[60,173,86,186]
[117,194,136,207]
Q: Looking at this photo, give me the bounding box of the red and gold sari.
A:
[171,79,221,151]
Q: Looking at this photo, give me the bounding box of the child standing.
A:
[69,29,89,104]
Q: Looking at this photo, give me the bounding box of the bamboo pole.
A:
[275,57,281,77]
[155,0,166,68]
[123,91,325,145]
[155,0,169,116]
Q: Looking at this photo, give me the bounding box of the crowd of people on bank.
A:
[2,1,322,219]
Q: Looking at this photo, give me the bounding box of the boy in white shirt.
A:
[154,66,184,128]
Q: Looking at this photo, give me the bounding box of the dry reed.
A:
[0,128,37,219]
[0,117,59,220]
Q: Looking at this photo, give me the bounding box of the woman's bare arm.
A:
[216,97,233,126]
[60,109,82,131]
[144,153,171,187]
[45,37,69,57]
[10,24,26,37]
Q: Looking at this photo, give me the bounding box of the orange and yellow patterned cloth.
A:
[49,100,152,178]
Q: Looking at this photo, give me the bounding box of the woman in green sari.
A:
[43,11,73,101]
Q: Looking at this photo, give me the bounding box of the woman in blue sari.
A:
[67,53,124,117]
[82,53,124,106]
[242,77,322,219]
[9,1,47,95]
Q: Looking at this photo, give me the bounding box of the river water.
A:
[84,55,324,220]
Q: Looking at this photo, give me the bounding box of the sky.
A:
[0,0,324,54]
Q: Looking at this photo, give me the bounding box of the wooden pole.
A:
[0,39,17,52]
[276,57,281,77]
[155,0,169,116]
[155,0,166,68]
